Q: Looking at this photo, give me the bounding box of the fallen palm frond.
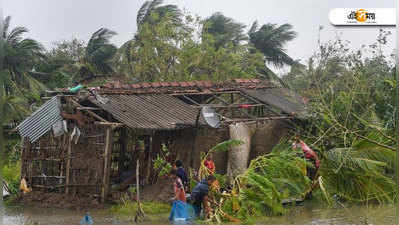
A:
[236,149,311,217]
[319,143,398,204]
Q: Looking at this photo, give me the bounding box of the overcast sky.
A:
[1,0,396,73]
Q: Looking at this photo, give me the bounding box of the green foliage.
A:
[136,0,182,30]
[1,16,46,106]
[210,139,244,153]
[282,29,397,205]
[202,12,247,49]
[2,161,21,194]
[198,139,244,180]
[237,149,311,217]
[153,144,171,178]
[248,22,297,67]
[35,38,85,88]
[319,143,398,203]
[117,11,282,83]
[214,173,228,190]
[283,30,395,150]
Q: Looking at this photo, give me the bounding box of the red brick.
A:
[160,82,171,87]
[132,84,141,89]
[180,82,189,87]
[141,83,151,88]
[170,82,180,87]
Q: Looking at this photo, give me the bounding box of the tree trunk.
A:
[227,122,253,182]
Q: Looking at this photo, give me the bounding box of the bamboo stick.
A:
[65,138,72,194]
[101,127,112,203]
[134,158,146,222]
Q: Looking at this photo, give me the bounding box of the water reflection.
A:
[3,203,397,225]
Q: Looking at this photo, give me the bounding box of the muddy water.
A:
[3,203,397,225]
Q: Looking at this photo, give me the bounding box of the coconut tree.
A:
[74,28,117,81]
[202,12,247,50]
[2,16,45,95]
[248,21,296,67]
[136,0,182,30]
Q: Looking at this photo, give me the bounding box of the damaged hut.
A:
[17,79,307,203]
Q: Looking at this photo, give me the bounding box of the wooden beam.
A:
[94,121,124,127]
[101,127,113,203]
[69,99,108,122]
[237,91,282,116]
[193,103,264,108]
[41,95,75,100]
[223,116,293,123]
[170,91,241,96]
[181,94,201,105]
[77,106,101,111]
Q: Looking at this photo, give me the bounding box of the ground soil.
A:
[14,177,175,210]
[140,177,174,202]
[13,191,104,210]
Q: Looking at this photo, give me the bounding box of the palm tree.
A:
[248,21,296,67]
[202,12,247,49]
[2,16,45,95]
[75,28,117,81]
[136,0,182,30]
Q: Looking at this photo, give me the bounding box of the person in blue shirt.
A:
[191,175,216,218]
[175,160,189,191]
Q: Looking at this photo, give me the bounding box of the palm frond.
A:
[210,139,244,153]
[6,26,29,46]
[2,15,11,38]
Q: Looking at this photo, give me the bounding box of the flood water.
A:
[2,203,397,225]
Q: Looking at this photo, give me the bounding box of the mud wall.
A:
[21,124,108,197]
[250,120,291,160]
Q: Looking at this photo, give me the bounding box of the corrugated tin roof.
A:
[90,94,203,130]
[241,88,307,118]
[17,96,62,143]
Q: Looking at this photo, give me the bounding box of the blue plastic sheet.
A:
[169,200,195,223]
[80,212,93,225]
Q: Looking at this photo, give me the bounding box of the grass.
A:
[109,201,171,216]
[2,161,21,195]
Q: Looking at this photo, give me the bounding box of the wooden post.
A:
[65,138,72,194]
[20,138,28,179]
[230,93,235,118]
[190,110,201,168]
[119,128,127,174]
[101,127,113,203]
[134,158,145,222]
[136,158,140,201]
[145,135,153,184]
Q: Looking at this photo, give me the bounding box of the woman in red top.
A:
[204,154,216,174]
[170,169,186,202]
